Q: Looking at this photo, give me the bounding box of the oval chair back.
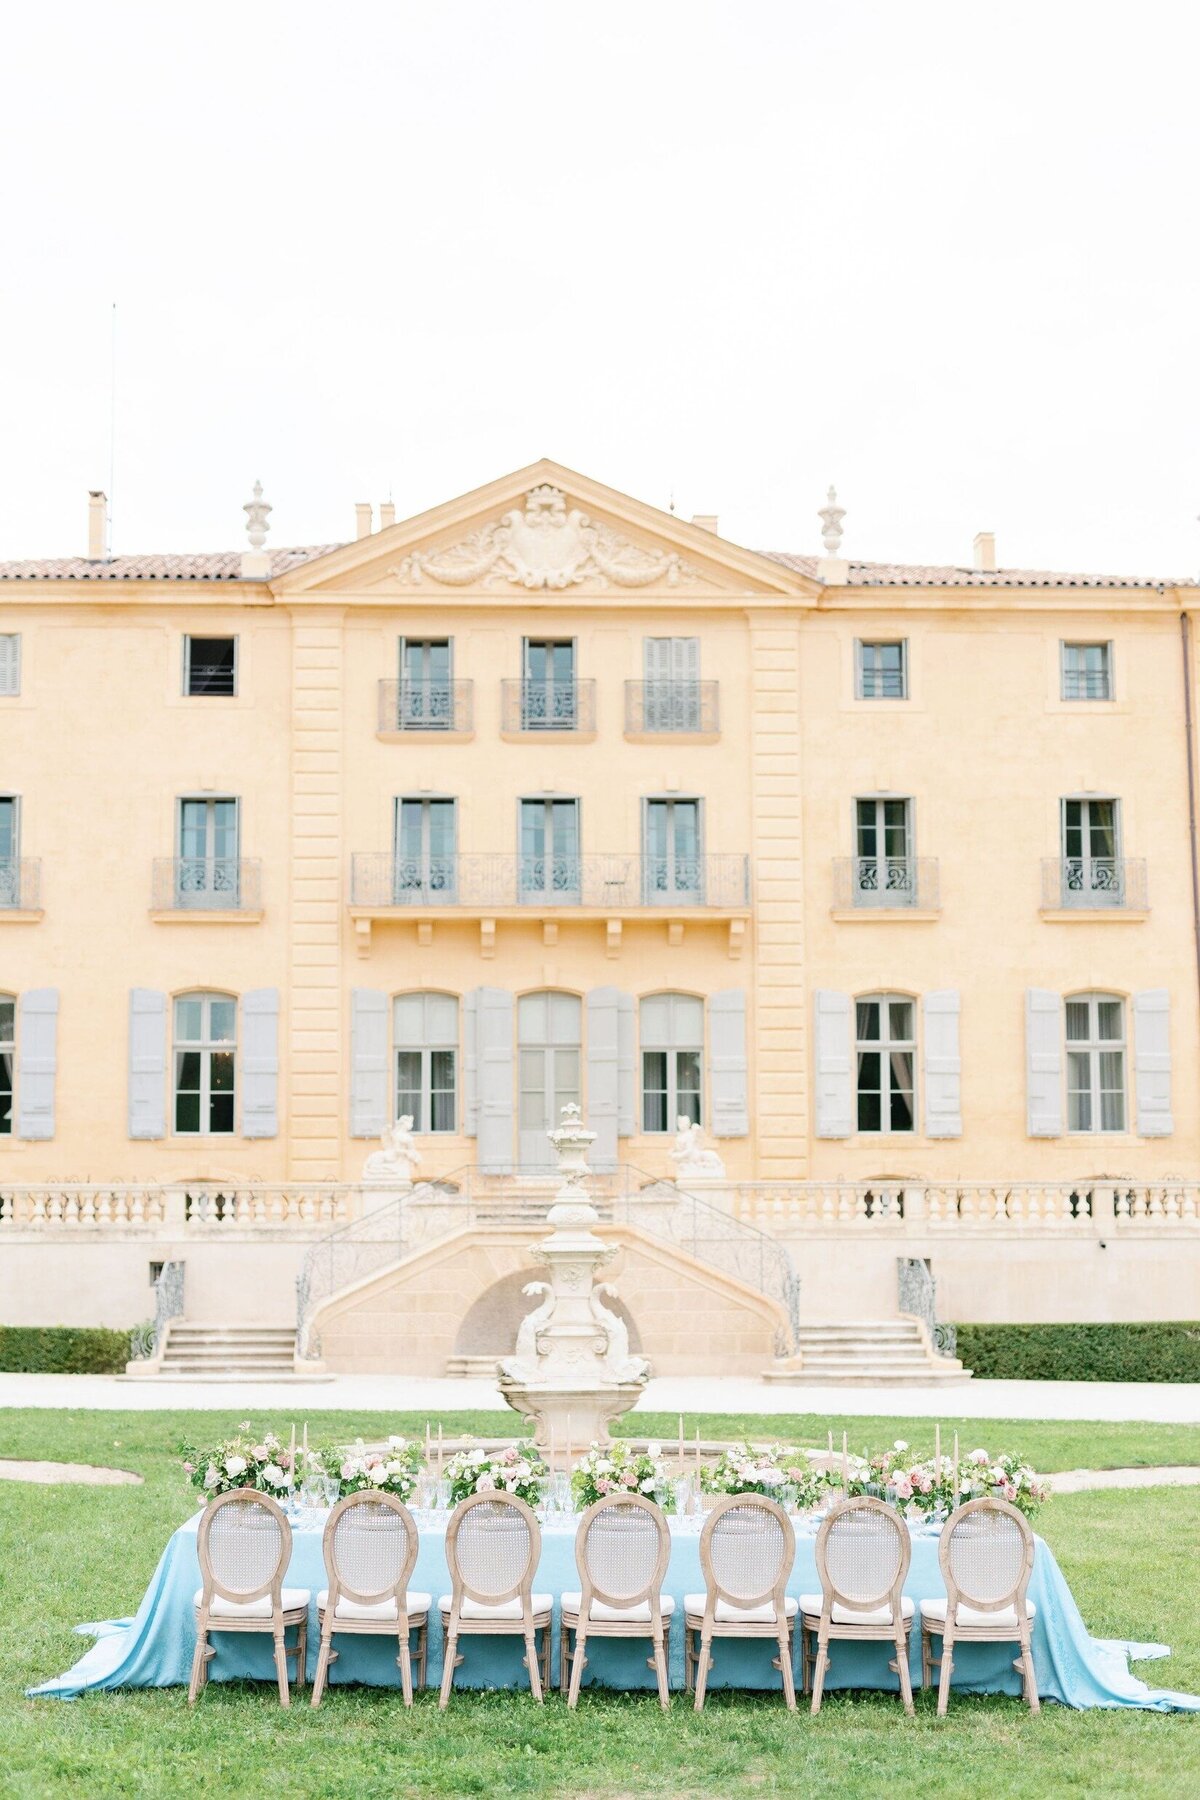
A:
[701,1493,795,1614]
[815,1496,911,1617]
[322,1491,418,1609]
[574,1493,670,1613]
[198,1488,291,1609]
[939,1497,1034,1617]
[445,1491,541,1609]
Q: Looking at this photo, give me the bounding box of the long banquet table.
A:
[28,1506,1200,1708]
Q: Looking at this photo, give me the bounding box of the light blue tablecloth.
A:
[28,1508,1200,1708]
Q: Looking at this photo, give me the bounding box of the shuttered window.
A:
[856,994,916,1133]
[0,994,14,1134]
[640,993,703,1132]
[0,635,20,696]
[394,991,458,1133]
[174,993,237,1134]
[1066,992,1126,1132]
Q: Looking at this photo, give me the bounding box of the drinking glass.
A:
[673,1475,693,1518]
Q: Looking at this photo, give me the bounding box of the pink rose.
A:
[340,1460,356,1480]
[597,1477,611,1493]
[477,1472,496,1492]
[182,1461,195,1474]
[252,1444,269,1461]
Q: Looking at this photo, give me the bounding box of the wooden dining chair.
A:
[189,1488,310,1707]
[684,1494,798,1711]
[799,1496,915,1715]
[920,1496,1039,1715]
[311,1491,431,1706]
[561,1494,673,1709]
[438,1492,552,1708]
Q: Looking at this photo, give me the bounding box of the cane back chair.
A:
[920,1496,1039,1716]
[438,1492,552,1707]
[800,1496,915,1714]
[189,1488,310,1707]
[684,1493,798,1711]
[561,1494,674,1708]
[311,1491,430,1705]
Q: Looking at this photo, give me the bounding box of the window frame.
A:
[175,795,241,906]
[521,637,577,730]
[1065,990,1127,1134]
[0,991,15,1136]
[517,795,581,902]
[642,796,704,903]
[393,795,458,902]
[854,991,917,1135]
[639,992,704,1133]
[0,633,21,697]
[1060,640,1114,702]
[393,991,459,1134]
[853,795,914,905]
[398,637,453,728]
[172,991,238,1136]
[855,638,908,701]
[183,634,238,698]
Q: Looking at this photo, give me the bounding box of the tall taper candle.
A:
[695,1426,701,1471]
[289,1424,296,1496]
[841,1430,849,1487]
[934,1424,941,1480]
[567,1413,573,1470]
[437,1423,443,1477]
[678,1413,685,1473]
[549,1423,556,1475]
[953,1431,960,1506]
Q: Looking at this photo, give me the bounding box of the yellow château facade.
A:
[2,459,1198,1354]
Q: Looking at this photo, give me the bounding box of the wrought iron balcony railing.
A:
[500,678,596,733]
[377,679,473,733]
[350,852,751,909]
[624,680,719,734]
[1042,856,1147,910]
[833,855,939,910]
[152,857,262,911]
[0,857,40,910]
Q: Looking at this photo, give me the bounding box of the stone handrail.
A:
[730,1180,1200,1233]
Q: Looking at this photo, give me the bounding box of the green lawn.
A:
[2,1409,1198,1799]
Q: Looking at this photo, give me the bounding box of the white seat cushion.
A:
[560,1591,677,1623]
[684,1593,798,1624]
[799,1594,914,1626]
[317,1588,431,1622]
[193,1587,310,1619]
[920,1598,1037,1630]
[438,1594,553,1620]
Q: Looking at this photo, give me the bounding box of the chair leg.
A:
[398,1633,414,1707]
[920,1625,932,1689]
[567,1628,587,1708]
[294,1618,307,1692]
[273,1630,291,1708]
[652,1626,670,1710]
[778,1624,796,1713]
[693,1630,713,1712]
[894,1629,915,1717]
[684,1626,695,1693]
[936,1632,954,1718]
[438,1629,458,1710]
[1018,1627,1040,1715]
[542,1624,552,1693]
[187,1629,207,1706]
[525,1630,544,1703]
[560,1622,571,1693]
[310,1629,334,1707]
[810,1631,829,1716]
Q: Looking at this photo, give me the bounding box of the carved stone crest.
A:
[392,485,695,590]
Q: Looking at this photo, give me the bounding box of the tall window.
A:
[394,992,458,1133]
[177,797,240,907]
[0,634,20,697]
[399,638,452,727]
[394,798,457,902]
[0,796,19,908]
[0,995,13,1134]
[519,798,580,902]
[518,991,582,1169]
[174,993,236,1134]
[644,798,702,902]
[641,993,703,1132]
[856,994,915,1133]
[184,636,237,696]
[1061,641,1112,701]
[522,640,576,728]
[643,637,701,730]
[1061,798,1122,905]
[856,640,907,700]
[1066,993,1126,1132]
[854,798,913,904]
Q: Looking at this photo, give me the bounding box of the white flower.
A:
[203,1464,220,1489]
[368,1465,389,1486]
[514,1460,531,1480]
[760,1467,784,1486]
[639,1477,657,1493]
[476,1472,496,1492]
[224,1455,247,1478]
[647,1442,662,1459]
[469,1448,487,1466]
[969,1448,989,1465]
[262,1463,286,1487]
[386,1460,404,1477]
[388,1435,408,1449]
[893,1440,909,1452]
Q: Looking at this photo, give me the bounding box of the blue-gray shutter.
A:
[463,989,479,1136]
[709,988,748,1137]
[922,989,962,1138]
[476,987,514,1173]
[617,991,636,1138]
[814,990,853,1138]
[1134,989,1173,1137]
[587,987,622,1170]
[241,988,279,1138]
[127,988,166,1140]
[17,988,58,1139]
[350,989,389,1138]
[1025,988,1063,1137]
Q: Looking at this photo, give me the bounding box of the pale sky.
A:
[2,1,1197,577]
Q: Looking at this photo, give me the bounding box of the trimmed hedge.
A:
[955,1321,1200,1383]
[0,1325,136,1375]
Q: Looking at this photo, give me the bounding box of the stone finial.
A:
[243,480,271,551]
[818,484,845,556]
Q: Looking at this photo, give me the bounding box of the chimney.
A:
[379,501,396,530]
[355,502,373,539]
[690,513,719,534]
[973,530,996,574]
[87,490,106,560]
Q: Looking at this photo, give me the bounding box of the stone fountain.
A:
[497,1102,649,1449]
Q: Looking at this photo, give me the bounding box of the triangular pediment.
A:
[271,459,814,600]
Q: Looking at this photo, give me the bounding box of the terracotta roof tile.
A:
[765,552,1178,589]
[0,545,341,581]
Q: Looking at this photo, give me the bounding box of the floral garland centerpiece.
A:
[948,1447,1049,1520]
[444,1442,548,1509]
[700,1441,823,1507]
[324,1435,423,1501]
[178,1423,295,1499]
[571,1440,674,1511]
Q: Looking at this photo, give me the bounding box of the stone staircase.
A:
[158,1323,301,1381]
[767,1319,971,1387]
[445,1354,505,1379]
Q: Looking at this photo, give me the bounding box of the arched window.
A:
[0,994,14,1135]
[856,993,915,1134]
[640,993,704,1132]
[1066,992,1126,1133]
[173,992,236,1135]
[394,992,458,1133]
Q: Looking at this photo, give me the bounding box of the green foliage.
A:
[0,1325,134,1374]
[955,1322,1200,1383]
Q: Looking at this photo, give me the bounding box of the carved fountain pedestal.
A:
[497,1105,649,1451]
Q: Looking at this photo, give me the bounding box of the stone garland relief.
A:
[390,484,701,590]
